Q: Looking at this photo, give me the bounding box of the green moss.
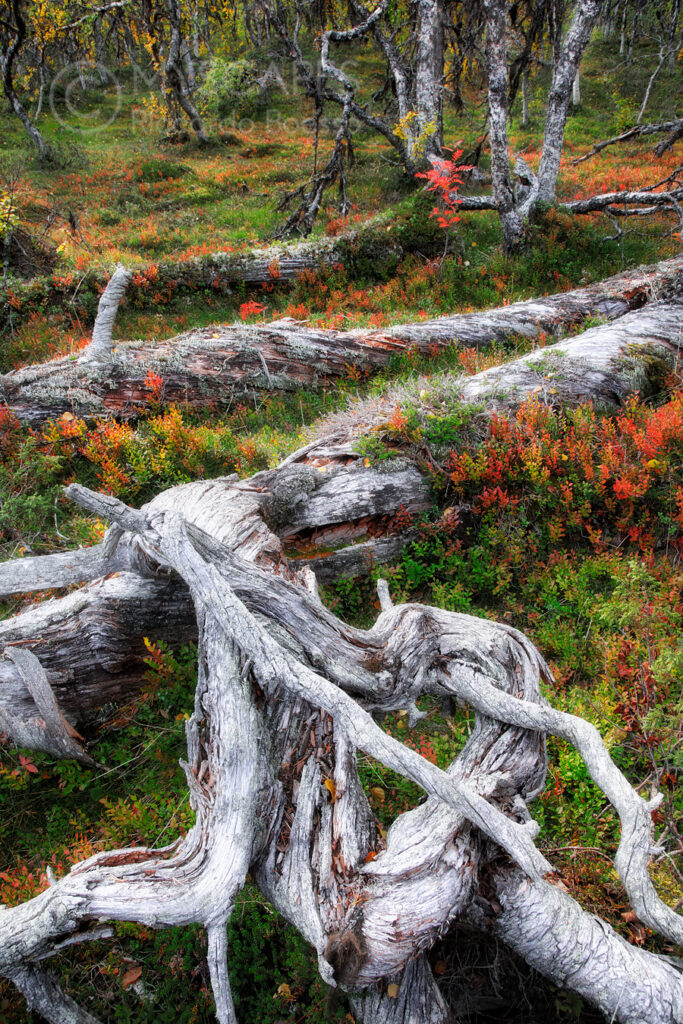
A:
[620,343,676,397]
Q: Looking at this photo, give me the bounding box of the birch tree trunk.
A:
[482,0,525,253]
[481,0,601,250]
[0,0,50,161]
[536,0,600,203]
[165,0,208,143]
[521,69,530,125]
[414,0,445,158]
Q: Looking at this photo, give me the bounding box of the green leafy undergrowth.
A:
[19,891,347,1024]
[360,385,683,941]
[0,642,198,902]
[0,391,344,559]
[357,698,473,829]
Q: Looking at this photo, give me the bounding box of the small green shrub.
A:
[136,158,191,182]
[198,59,270,120]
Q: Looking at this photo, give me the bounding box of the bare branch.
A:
[78,264,131,365]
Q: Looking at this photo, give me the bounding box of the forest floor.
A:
[1,33,682,1024]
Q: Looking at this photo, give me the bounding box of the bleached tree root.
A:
[6,965,105,1024]
[1,472,682,1023]
[3,275,683,1021]
[2,255,682,423]
[485,869,683,1024]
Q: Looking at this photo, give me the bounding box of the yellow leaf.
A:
[324,778,336,802]
[61,411,74,421]
[370,787,385,804]
[387,983,399,998]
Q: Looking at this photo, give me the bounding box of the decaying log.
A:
[2,254,682,423]
[318,299,683,441]
[1,474,682,1024]
[0,213,414,339]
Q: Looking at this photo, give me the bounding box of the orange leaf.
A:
[122,965,142,990]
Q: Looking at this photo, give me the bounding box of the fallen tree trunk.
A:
[3,255,682,423]
[3,296,683,716]
[315,299,683,442]
[0,211,429,341]
[572,118,683,164]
